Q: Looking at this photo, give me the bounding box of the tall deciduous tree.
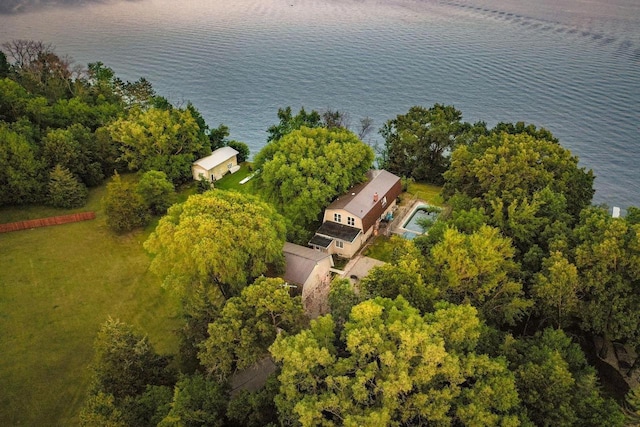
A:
[136,170,176,215]
[502,328,624,426]
[359,258,438,314]
[108,106,208,184]
[573,206,640,358]
[266,106,321,142]
[270,297,523,426]
[159,373,228,427]
[0,124,44,205]
[89,318,174,400]
[531,251,582,329]
[444,131,594,221]
[144,191,286,301]
[254,126,374,241]
[379,104,480,184]
[103,173,150,233]
[428,225,532,326]
[199,277,306,381]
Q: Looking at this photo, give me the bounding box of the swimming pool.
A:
[399,204,440,239]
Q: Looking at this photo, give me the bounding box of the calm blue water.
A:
[1,0,639,207]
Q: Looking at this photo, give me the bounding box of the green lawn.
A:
[213,163,256,194]
[400,181,444,206]
[0,177,182,426]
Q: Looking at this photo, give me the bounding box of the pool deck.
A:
[387,199,427,236]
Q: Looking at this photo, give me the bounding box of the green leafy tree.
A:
[328,278,361,331]
[136,170,176,215]
[428,225,532,326]
[42,125,107,187]
[444,132,593,223]
[359,258,438,313]
[199,277,306,381]
[502,328,625,427]
[79,392,126,427]
[379,104,480,184]
[0,77,31,122]
[208,124,229,150]
[108,106,208,184]
[103,173,150,233]
[531,251,582,329]
[144,191,286,301]
[491,121,558,143]
[195,175,212,194]
[0,124,44,205]
[89,318,174,401]
[159,373,228,427]
[254,126,374,241]
[266,106,321,142]
[227,140,249,163]
[270,297,523,426]
[573,206,640,358]
[226,374,279,427]
[0,51,9,78]
[120,385,173,427]
[47,164,88,208]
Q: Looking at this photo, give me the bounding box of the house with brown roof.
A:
[309,170,402,258]
[283,242,334,318]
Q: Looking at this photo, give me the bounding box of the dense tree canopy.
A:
[254,126,374,240]
[502,328,624,426]
[378,104,483,184]
[136,170,176,215]
[199,277,306,381]
[108,106,208,184]
[89,318,173,401]
[572,206,640,357]
[428,225,532,326]
[144,191,287,301]
[266,106,322,142]
[271,297,523,426]
[444,131,594,220]
[103,173,150,233]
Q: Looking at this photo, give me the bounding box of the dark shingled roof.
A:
[315,221,361,242]
[309,235,333,248]
[283,242,332,286]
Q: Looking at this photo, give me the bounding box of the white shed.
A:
[192,146,240,182]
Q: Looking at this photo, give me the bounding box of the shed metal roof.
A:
[193,146,239,170]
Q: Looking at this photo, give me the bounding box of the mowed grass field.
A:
[0,177,183,426]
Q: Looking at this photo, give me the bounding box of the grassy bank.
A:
[0,178,182,426]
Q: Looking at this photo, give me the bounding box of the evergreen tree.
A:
[47,164,88,208]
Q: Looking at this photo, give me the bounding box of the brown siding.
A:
[0,212,96,233]
[361,179,402,233]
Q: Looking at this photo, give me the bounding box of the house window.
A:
[381,196,387,207]
[347,216,355,226]
[334,213,342,223]
[227,162,233,169]
[335,240,344,249]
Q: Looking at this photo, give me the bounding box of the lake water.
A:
[1,0,639,207]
